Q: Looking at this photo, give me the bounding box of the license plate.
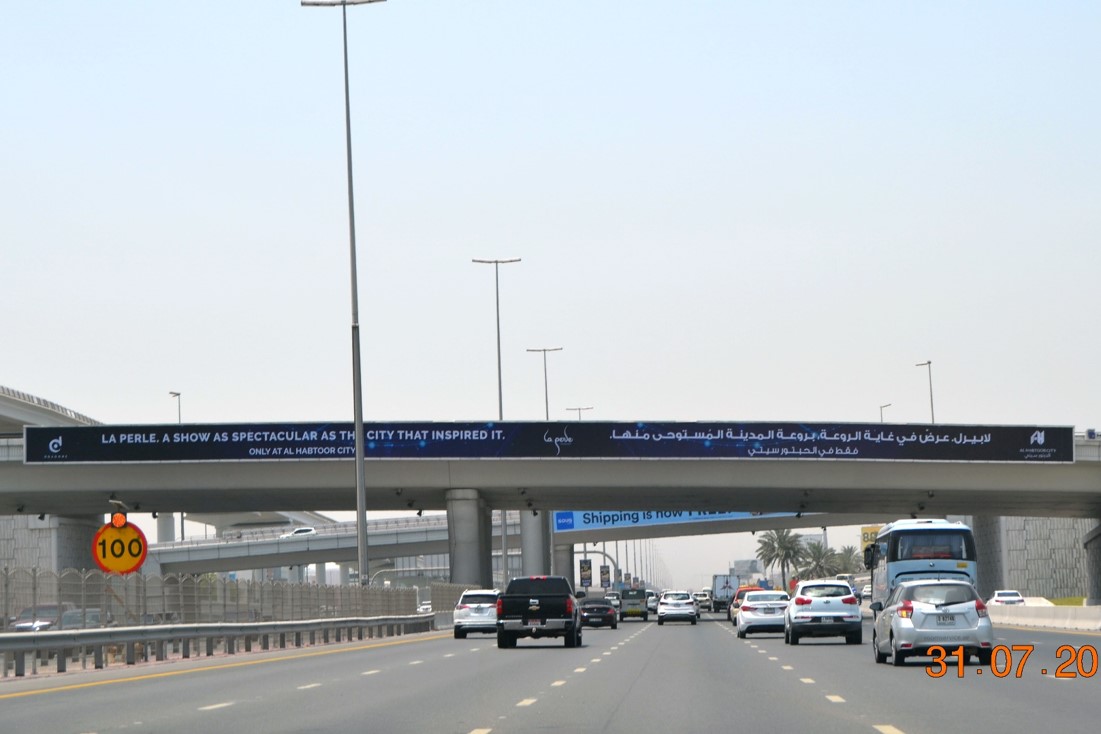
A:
[762,608,776,615]
[525,619,544,626]
[936,614,956,625]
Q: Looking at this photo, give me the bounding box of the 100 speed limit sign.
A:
[92,521,148,574]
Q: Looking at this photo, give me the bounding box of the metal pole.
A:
[916,361,935,423]
[472,258,520,421]
[526,347,562,421]
[879,403,891,422]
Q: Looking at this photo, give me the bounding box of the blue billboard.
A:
[554,510,801,533]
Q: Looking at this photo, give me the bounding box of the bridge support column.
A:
[446,489,491,586]
[157,513,177,543]
[553,544,574,589]
[1085,522,1101,606]
[520,510,549,576]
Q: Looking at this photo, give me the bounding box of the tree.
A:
[798,541,840,579]
[836,545,862,574]
[755,528,805,591]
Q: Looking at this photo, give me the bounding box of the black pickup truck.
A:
[495,575,583,648]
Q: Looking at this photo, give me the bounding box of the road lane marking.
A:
[444,653,455,658]
[362,670,380,676]
[769,657,778,661]
[602,652,612,656]
[409,660,423,665]
[297,683,321,690]
[469,729,493,734]
[826,695,845,703]
[800,678,815,684]
[198,702,234,711]
[516,698,537,707]
[574,667,587,672]
[874,727,907,734]
[552,681,566,687]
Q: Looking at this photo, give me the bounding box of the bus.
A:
[862,518,977,610]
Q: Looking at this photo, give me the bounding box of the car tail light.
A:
[794,596,812,606]
[455,604,469,611]
[740,604,756,612]
[496,598,503,617]
[566,597,574,615]
[896,599,913,619]
[975,598,988,618]
[841,595,857,605]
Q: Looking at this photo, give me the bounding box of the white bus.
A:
[862,518,977,610]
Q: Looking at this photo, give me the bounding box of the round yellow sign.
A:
[92,521,148,574]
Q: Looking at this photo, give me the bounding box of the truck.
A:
[711,574,737,613]
[495,575,583,648]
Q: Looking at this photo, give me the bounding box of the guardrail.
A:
[0,613,436,678]
[987,605,1101,631]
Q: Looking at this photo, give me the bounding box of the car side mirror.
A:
[576,590,586,598]
[869,601,883,613]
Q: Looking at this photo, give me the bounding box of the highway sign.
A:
[92,517,148,574]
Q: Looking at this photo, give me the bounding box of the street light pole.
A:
[472,258,521,420]
[304,0,387,586]
[915,361,935,423]
[169,391,181,424]
[565,406,592,421]
[879,403,891,423]
[527,347,563,420]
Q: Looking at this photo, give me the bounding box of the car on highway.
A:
[646,590,658,613]
[692,591,712,612]
[604,591,621,611]
[727,585,764,623]
[870,580,994,666]
[9,603,77,632]
[861,584,872,600]
[579,597,618,628]
[736,590,790,638]
[59,608,114,629]
[620,588,649,620]
[452,588,499,639]
[278,526,317,539]
[657,590,697,625]
[784,579,862,645]
[987,589,1025,606]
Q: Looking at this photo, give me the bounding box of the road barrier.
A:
[988,605,1101,631]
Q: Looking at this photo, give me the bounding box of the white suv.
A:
[453,589,499,639]
[784,579,862,645]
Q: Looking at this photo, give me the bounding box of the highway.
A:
[1,614,1096,733]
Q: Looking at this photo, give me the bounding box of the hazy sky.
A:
[4,2,1099,588]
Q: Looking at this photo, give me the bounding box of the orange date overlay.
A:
[926,644,1098,678]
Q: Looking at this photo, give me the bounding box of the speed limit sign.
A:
[92,514,148,574]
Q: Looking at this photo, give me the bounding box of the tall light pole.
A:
[472,258,521,420]
[168,391,181,424]
[565,406,592,421]
[304,0,387,586]
[879,403,891,422]
[527,347,563,420]
[915,361,935,423]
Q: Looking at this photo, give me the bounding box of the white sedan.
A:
[736,590,789,638]
[987,589,1025,606]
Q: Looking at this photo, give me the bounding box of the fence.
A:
[2,567,417,630]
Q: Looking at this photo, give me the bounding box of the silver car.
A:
[657,590,698,625]
[453,589,499,639]
[736,590,790,638]
[784,579,862,645]
[870,580,994,666]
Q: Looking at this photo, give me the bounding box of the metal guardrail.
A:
[0,384,101,426]
[0,613,436,678]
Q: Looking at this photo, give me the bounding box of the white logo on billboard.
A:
[1030,430,1045,446]
[48,436,63,453]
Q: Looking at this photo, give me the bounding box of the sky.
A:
[4,2,1100,589]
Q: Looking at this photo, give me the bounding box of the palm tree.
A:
[755,528,805,591]
[836,545,862,574]
[798,541,840,579]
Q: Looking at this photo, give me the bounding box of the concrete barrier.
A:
[988,605,1101,631]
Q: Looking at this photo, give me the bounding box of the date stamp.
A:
[926,644,1098,678]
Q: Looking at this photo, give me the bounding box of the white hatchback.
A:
[784,579,862,645]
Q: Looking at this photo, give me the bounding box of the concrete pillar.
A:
[314,563,326,585]
[520,510,547,576]
[339,564,352,585]
[1085,522,1101,606]
[446,489,490,586]
[157,513,177,543]
[554,545,575,589]
[479,504,493,588]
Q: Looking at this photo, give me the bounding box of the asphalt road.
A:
[1,614,1097,733]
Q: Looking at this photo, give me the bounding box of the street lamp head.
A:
[169,391,180,398]
[472,257,521,265]
[915,360,931,367]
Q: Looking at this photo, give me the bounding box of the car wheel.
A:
[872,629,888,664]
[891,638,906,666]
[642,613,648,621]
[691,616,697,625]
[565,628,579,648]
[846,630,862,645]
[620,614,625,622]
[454,628,466,640]
[736,628,746,639]
[789,629,799,645]
[497,631,516,649]
[976,649,992,666]
[784,626,790,644]
[657,618,664,625]
[612,621,618,630]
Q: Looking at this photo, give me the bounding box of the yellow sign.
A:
[860,525,883,546]
[92,521,148,574]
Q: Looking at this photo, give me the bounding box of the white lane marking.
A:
[297,683,321,690]
[444,653,455,658]
[768,657,778,661]
[552,680,566,687]
[198,702,234,711]
[757,650,767,654]
[800,678,815,684]
[602,652,612,656]
[469,729,493,734]
[591,658,602,662]
[516,698,537,707]
[781,665,793,670]
[574,667,587,672]
[874,727,907,734]
[826,695,845,703]
[409,660,423,665]
[362,670,380,676]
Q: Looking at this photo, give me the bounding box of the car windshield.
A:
[663,593,691,601]
[801,585,850,598]
[15,605,60,621]
[459,594,497,605]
